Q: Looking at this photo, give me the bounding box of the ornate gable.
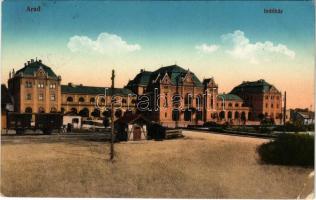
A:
[182,71,194,85]
[35,67,47,78]
[160,73,172,84]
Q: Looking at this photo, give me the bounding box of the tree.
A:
[91,109,100,118]
[79,108,89,117]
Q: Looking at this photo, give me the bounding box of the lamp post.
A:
[110,69,115,161]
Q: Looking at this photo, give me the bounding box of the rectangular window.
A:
[265,103,268,108]
[26,93,32,100]
[38,82,44,88]
[50,94,56,101]
[271,104,274,108]
[265,96,269,100]
[39,93,44,101]
[25,81,32,88]
[50,83,56,89]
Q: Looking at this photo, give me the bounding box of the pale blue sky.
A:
[2,0,315,108]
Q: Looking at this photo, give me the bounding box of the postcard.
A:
[1,0,314,198]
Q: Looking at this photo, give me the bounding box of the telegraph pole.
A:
[283,91,286,125]
[110,69,115,161]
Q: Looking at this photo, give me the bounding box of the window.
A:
[265,103,268,108]
[122,98,127,104]
[49,83,56,89]
[271,103,274,108]
[164,93,168,107]
[39,93,44,101]
[90,97,95,103]
[235,103,239,107]
[38,82,44,88]
[165,112,167,118]
[265,95,269,100]
[277,104,279,108]
[79,97,85,102]
[271,96,274,100]
[67,96,73,102]
[276,96,279,100]
[50,94,56,101]
[210,95,213,108]
[25,81,32,88]
[228,103,232,107]
[26,93,32,100]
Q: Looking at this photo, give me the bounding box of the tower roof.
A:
[230,79,280,94]
[15,60,58,79]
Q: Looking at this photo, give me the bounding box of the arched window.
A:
[61,107,65,114]
[196,95,202,110]
[25,107,32,113]
[228,111,232,119]
[228,103,233,107]
[219,111,225,120]
[122,98,127,104]
[234,112,240,119]
[172,110,180,121]
[79,97,85,103]
[185,93,192,106]
[184,109,191,121]
[235,103,239,107]
[90,97,95,103]
[241,112,246,121]
[67,96,73,102]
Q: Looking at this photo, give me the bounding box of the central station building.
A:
[6,59,283,127]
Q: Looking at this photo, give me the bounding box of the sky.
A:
[1,0,315,109]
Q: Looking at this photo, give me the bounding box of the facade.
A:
[127,65,282,127]
[61,83,136,118]
[216,94,251,125]
[6,60,284,127]
[7,59,62,113]
[230,79,282,123]
[7,59,136,119]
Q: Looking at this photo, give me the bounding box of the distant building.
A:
[8,59,62,113]
[6,59,285,127]
[287,109,315,125]
[61,83,136,118]
[7,59,136,118]
[230,79,282,123]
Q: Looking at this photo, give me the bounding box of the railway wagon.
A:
[6,112,63,134]
[6,113,32,134]
[35,113,63,134]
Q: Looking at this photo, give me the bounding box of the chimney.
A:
[24,63,27,67]
[27,61,30,65]
[140,69,144,73]
[39,59,42,63]
[31,59,34,63]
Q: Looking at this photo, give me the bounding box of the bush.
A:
[258,133,314,167]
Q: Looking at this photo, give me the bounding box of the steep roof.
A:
[15,60,58,78]
[61,84,134,96]
[217,93,243,101]
[230,79,280,94]
[150,65,203,86]
[127,70,152,87]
